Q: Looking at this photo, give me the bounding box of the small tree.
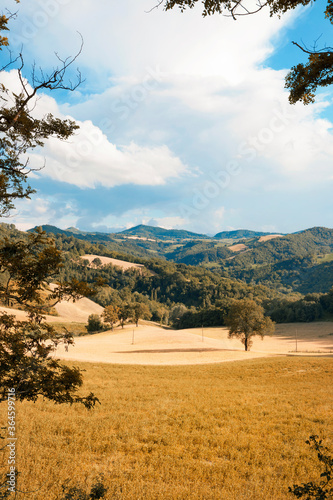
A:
[132,303,152,327]
[61,475,108,499]
[226,299,275,351]
[102,304,120,331]
[92,257,102,268]
[86,314,103,333]
[118,303,132,329]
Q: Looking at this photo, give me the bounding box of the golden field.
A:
[1,356,332,499]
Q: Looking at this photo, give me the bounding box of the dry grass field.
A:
[0,293,103,324]
[54,322,333,366]
[81,254,145,272]
[258,234,283,242]
[227,243,248,252]
[1,357,332,499]
[1,298,333,498]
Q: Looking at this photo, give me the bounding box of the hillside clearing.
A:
[258,234,283,242]
[81,254,145,271]
[228,243,247,252]
[0,293,103,323]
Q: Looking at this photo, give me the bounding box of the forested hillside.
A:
[1,223,326,326]
[118,224,209,240]
[29,224,333,295]
[223,227,333,293]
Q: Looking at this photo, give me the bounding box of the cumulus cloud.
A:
[1,71,188,188]
[4,0,333,233]
[33,121,188,188]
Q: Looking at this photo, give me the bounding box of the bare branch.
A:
[145,0,164,13]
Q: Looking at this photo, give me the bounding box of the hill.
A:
[224,226,333,292]
[214,229,278,239]
[117,224,209,240]
[23,224,333,294]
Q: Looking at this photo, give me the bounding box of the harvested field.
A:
[2,357,332,500]
[54,321,333,365]
[228,243,247,252]
[81,254,145,271]
[258,234,283,242]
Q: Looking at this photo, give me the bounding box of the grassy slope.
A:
[2,357,332,499]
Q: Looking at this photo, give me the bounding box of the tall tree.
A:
[118,303,132,328]
[132,302,152,327]
[226,298,275,351]
[102,304,120,331]
[158,0,333,104]
[0,2,99,408]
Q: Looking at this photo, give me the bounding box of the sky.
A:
[1,0,333,235]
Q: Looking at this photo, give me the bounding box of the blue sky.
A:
[2,0,333,235]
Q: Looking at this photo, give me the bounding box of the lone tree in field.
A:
[118,303,132,328]
[226,299,275,351]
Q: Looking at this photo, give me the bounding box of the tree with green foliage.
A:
[118,303,133,328]
[132,302,152,327]
[0,2,99,408]
[157,0,333,105]
[0,7,81,217]
[226,298,275,350]
[86,314,104,333]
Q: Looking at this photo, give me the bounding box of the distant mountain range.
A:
[30,224,283,241]
[16,223,333,293]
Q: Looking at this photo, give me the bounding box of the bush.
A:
[86,314,103,333]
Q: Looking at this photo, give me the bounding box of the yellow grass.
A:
[1,357,332,499]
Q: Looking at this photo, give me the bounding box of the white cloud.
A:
[1,71,188,188]
[11,197,77,231]
[32,119,188,188]
[148,216,187,229]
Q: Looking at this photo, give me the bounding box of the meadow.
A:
[1,356,332,499]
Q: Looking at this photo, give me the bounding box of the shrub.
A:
[86,314,103,333]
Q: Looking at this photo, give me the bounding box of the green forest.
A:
[3,222,333,329]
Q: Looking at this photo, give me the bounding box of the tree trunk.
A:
[244,337,248,351]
